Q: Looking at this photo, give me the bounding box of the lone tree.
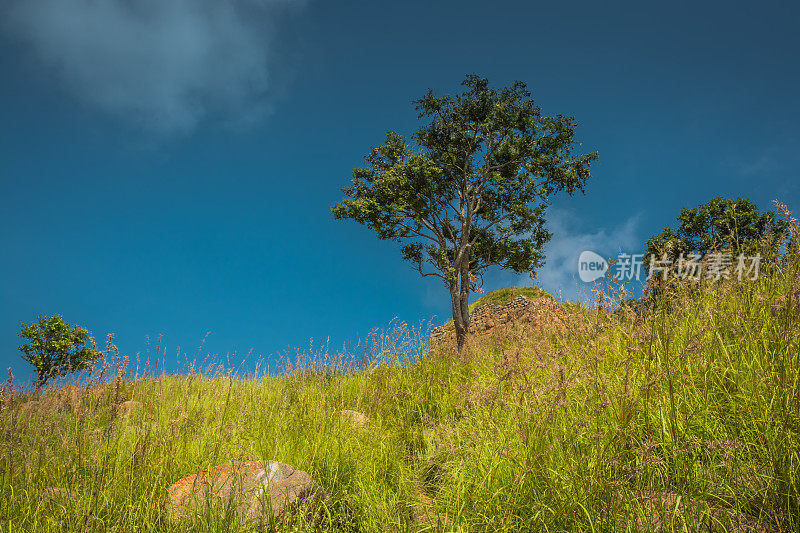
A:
[18,314,98,388]
[332,75,597,350]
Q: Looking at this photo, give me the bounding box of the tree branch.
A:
[414,256,447,280]
[470,211,515,245]
[395,220,439,244]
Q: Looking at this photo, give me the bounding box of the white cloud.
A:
[420,208,645,315]
[2,0,302,134]
[518,208,644,303]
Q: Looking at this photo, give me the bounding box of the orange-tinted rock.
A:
[42,486,79,502]
[166,459,327,526]
[57,384,82,410]
[337,409,369,428]
[89,383,110,399]
[117,400,142,417]
[771,295,788,316]
[431,294,540,343]
[16,400,42,416]
[16,398,61,417]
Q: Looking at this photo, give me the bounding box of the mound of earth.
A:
[430,286,571,343]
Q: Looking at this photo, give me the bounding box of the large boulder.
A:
[166,459,328,527]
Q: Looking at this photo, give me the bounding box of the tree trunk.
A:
[35,368,47,392]
[450,283,470,352]
[459,257,471,337]
[452,178,473,353]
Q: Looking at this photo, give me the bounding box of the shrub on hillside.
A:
[18,314,98,389]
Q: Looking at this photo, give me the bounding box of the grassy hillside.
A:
[2,250,799,531]
[466,286,549,313]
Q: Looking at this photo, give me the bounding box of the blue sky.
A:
[2,0,798,384]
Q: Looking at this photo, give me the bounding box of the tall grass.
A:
[1,212,797,532]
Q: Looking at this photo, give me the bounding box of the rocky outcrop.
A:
[430,295,538,343]
[166,459,328,527]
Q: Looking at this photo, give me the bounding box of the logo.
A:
[578,250,608,282]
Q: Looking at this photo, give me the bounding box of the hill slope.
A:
[2,256,799,531]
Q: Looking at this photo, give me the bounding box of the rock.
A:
[117,400,142,418]
[16,398,59,417]
[166,459,327,527]
[89,383,110,400]
[41,486,79,512]
[56,384,81,410]
[42,486,78,502]
[430,292,552,345]
[18,400,41,414]
[337,409,369,428]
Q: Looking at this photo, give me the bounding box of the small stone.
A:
[89,383,110,399]
[17,398,60,417]
[18,400,40,413]
[166,459,327,527]
[337,409,369,428]
[42,486,79,501]
[117,400,142,417]
[57,384,82,410]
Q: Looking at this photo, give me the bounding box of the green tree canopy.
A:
[18,314,98,388]
[644,197,787,268]
[332,75,597,350]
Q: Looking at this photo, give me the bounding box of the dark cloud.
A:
[3,0,302,134]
